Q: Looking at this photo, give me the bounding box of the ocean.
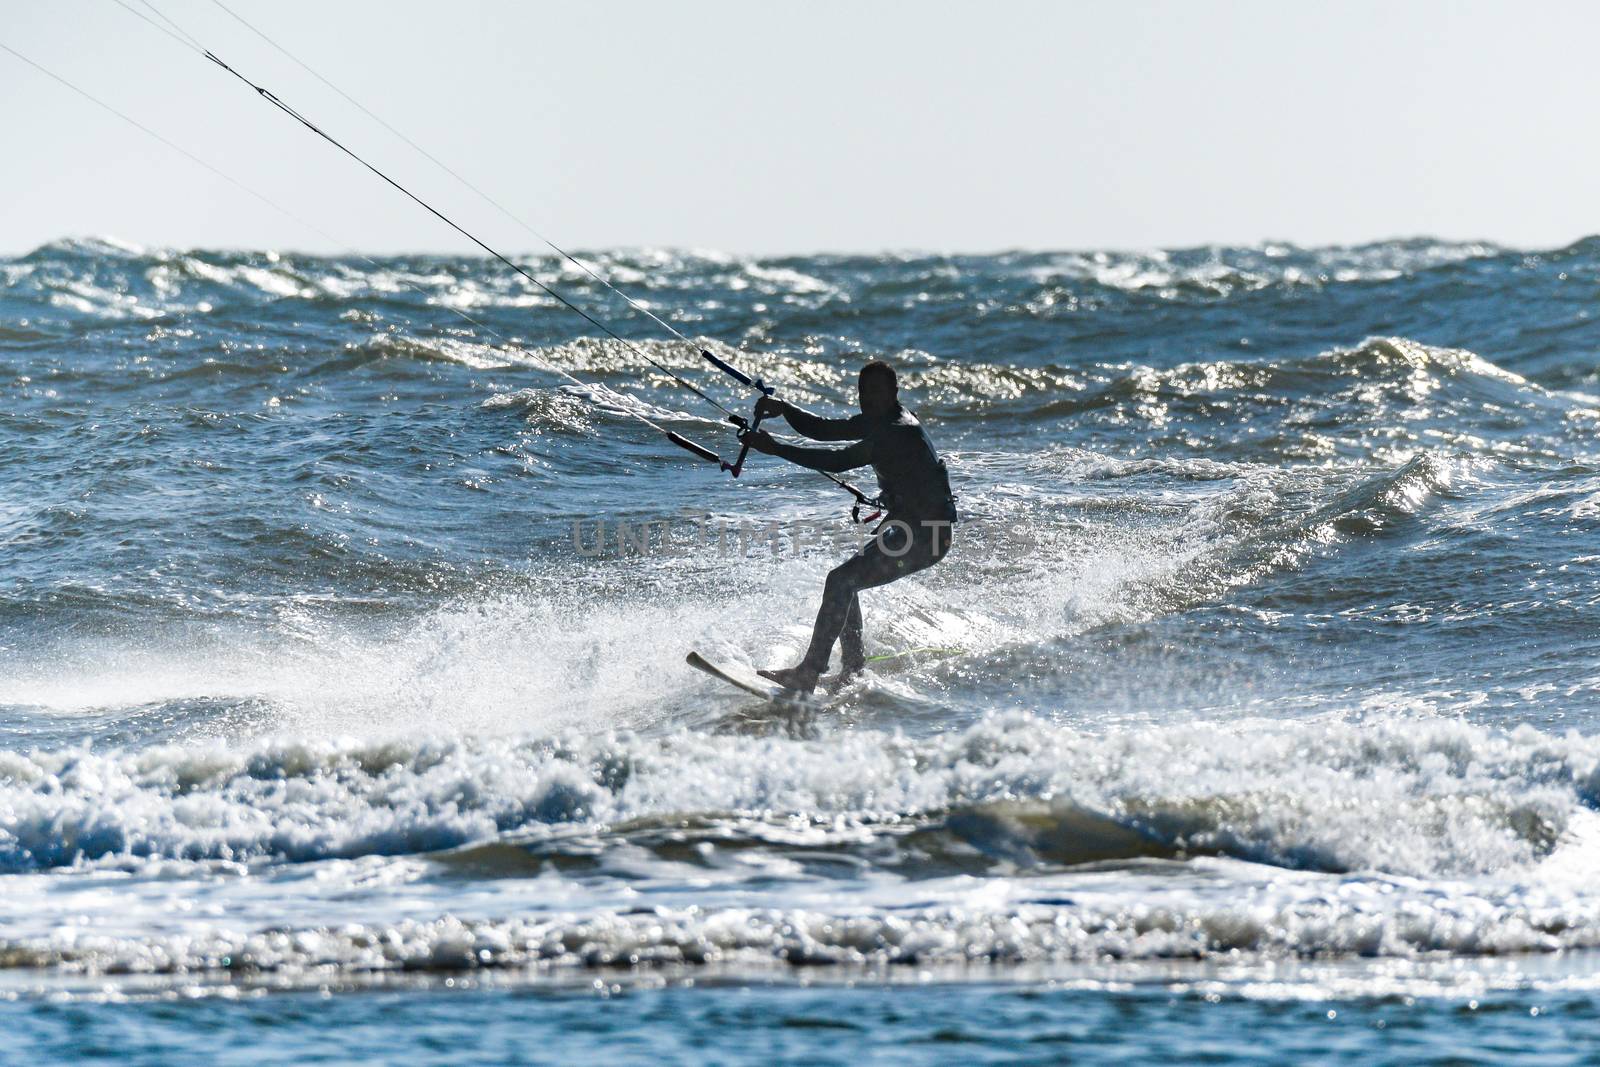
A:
[3,235,1600,1063]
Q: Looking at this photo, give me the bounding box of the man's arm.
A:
[758,397,867,442]
[747,432,872,473]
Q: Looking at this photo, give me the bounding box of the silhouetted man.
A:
[743,360,956,692]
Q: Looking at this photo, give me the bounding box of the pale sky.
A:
[2,0,1595,256]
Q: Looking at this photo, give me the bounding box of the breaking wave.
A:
[1,714,1592,877]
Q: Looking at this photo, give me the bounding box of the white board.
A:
[686,651,826,708]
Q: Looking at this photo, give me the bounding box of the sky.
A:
[2,0,1596,256]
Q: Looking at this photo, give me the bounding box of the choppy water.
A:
[5,235,1600,1062]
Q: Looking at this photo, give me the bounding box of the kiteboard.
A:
[687,646,966,705]
[686,651,827,706]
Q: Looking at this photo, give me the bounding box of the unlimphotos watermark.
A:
[570,511,963,559]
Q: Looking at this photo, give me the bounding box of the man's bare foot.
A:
[757,664,820,692]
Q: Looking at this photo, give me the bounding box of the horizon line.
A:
[9,231,1598,261]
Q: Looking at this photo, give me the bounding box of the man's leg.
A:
[795,551,890,678]
[761,524,943,690]
[840,594,865,677]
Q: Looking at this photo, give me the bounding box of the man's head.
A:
[858,360,899,416]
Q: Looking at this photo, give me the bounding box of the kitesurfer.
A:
[742,360,957,691]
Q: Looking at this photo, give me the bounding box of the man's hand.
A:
[741,429,778,454]
[754,396,789,421]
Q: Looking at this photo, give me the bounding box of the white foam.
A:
[1,713,1595,880]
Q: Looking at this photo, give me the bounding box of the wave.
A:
[13,845,1600,979]
[480,383,703,432]
[0,237,1545,327]
[934,337,1585,466]
[6,237,1595,474]
[1,242,841,323]
[0,713,1591,876]
[2,716,1598,980]
[1011,239,1506,300]
[21,235,150,260]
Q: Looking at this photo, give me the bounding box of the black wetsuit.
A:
[765,403,957,675]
